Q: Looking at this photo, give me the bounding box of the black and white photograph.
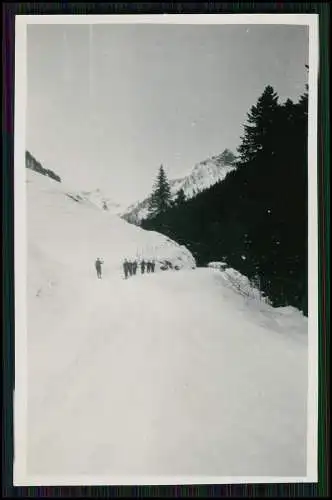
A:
[14,14,319,485]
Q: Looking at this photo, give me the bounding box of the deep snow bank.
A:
[208,265,308,336]
[212,265,270,303]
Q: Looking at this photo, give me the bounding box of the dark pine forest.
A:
[142,85,309,315]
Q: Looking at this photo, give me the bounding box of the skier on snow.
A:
[129,261,134,276]
[95,258,103,279]
[140,259,146,274]
[123,259,129,279]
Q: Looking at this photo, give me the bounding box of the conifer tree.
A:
[148,165,172,217]
[237,85,279,165]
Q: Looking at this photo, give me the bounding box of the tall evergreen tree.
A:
[148,164,172,217]
[237,85,279,165]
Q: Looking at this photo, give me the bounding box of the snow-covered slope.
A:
[20,168,308,482]
[69,188,127,216]
[26,169,195,278]
[123,152,236,224]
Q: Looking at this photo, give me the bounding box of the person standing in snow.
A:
[146,261,151,273]
[140,259,146,274]
[128,261,133,277]
[95,258,103,279]
[151,260,156,273]
[123,259,129,279]
[133,260,138,276]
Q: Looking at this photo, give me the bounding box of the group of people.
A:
[123,258,156,279]
[94,257,156,280]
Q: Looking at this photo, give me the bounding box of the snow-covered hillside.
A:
[123,152,236,225]
[20,168,308,483]
[26,169,195,278]
[69,188,127,216]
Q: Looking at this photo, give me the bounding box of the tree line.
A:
[142,84,309,314]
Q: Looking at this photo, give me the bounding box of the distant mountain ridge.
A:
[122,149,237,225]
[26,150,61,183]
[25,148,237,223]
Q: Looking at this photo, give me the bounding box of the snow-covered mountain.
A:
[69,188,127,216]
[122,150,237,225]
[171,151,237,198]
[25,151,128,216]
[26,150,62,183]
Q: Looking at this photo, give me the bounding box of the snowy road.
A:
[27,268,308,478]
[23,170,308,479]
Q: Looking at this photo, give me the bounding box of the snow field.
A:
[24,169,308,478]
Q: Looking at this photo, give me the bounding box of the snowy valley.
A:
[23,166,308,480]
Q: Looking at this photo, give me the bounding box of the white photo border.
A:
[14,13,319,486]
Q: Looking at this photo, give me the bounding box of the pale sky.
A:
[26,23,308,204]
